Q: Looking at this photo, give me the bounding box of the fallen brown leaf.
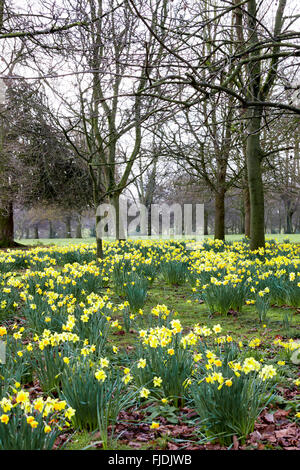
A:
[128,442,142,448]
[275,424,298,439]
[263,412,275,424]
[135,433,150,442]
[167,443,179,450]
[249,430,262,442]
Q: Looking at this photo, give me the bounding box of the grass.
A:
[106,279,300,346]
[16,233,300,247]
[17,238,97,246]
[64,429,155,450]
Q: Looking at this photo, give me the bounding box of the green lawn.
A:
[16,233,300,246]
[106,279,300,347]
[17,237,97,246]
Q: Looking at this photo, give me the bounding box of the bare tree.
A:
[128,0,300,248]
[28,0,175,256]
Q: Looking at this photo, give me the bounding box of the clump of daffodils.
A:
[0,387,75,449]
[139,323,182,348]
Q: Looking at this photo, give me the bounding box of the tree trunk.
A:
[111,192,126,240]
[270,215,273,234]
[295,216,299,234]
[247,109,265,249]
[204,208,208,235]
[65,216,72,238]
[76,220,82,238]
[92,176,104,259]
[0,202,14,247]
[34,224,39,239]
[95,213,103,259]
[214,190,225,240]
[285,203,294,234]
[278,206,282,233]
[243,185,251,238]
[49,220,55,239]
[18,227,24,240]
[240,200,245,234]
[147,204,152,237]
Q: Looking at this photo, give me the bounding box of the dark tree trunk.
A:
[244,185,251,238]
[286,211,294,234]
[147,204,152,237]
[240,200,245,235]
[95,213,103,259]
[49,220,55,239]
[34,224,39,239]
[214,190,225,240]
[0,202,14,247]
[283,199,295,234]
[65,216,72,238]
[278,207,282,233]
[247,109,265,249]
[76,221,82,238]
[204,208,208,235]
